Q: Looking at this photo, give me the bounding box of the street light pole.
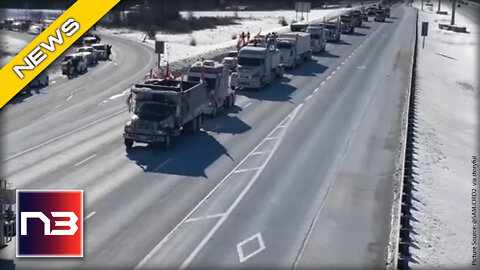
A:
[451,0,456,25]
[421,0,424,10]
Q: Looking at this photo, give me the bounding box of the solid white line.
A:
[153,159,172,172]
[233,167,262,174]
[0,109,127,163]
[243,102,252,109]
[250,151,273,156]
[85,211,96,220]
[320,81,326,86]
[134,104,304,270]
[74,154,97,167]
[185,213,225,223]
[179,104,304,270]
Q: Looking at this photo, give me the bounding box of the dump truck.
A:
[306,24,326,53]
[123,79,208,150]
[187,60,236,117]
[277,32,312,68]
[230,36,284,90]
[340,15,355,34]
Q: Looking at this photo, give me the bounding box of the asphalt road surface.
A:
[1,4,416,270]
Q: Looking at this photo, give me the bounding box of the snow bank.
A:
[97,8,350,72]
[410,1,478,268]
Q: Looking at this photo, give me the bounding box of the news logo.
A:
[16,190,83,257]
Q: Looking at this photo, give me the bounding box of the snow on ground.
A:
[97,8,350,72]
[410,1,478,268]
[0,33,29,68]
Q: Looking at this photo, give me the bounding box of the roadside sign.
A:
[295,2,311,13]
[421,22,429,49]
[155,41,165,54]
[421,22,429,36]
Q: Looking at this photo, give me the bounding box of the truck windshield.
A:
[277,43,292,49]
[325,25,337,30]
[189,76,217,90]
[310,34,321,39]
[238,57,261,66]
[137,103,173,121]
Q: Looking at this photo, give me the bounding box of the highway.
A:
[1,4,416,269]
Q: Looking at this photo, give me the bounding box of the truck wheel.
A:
[124,139,133,149]
[162,135,171,151]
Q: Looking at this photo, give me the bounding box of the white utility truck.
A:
[277,32,312,68]
[230,36,284,90]
[187,60,236,117]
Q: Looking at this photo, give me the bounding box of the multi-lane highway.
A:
[1,3,416,269]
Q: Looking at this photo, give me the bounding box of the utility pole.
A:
[438,0,441,12]
[421,0,424,10]
[451,0,456,25]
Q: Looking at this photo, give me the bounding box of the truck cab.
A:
[321,20,341,42]
[187,60,235,116]
[306,25,326,53]
[277,32,311,68]
[340,15,354,34]
[62,53,88,78]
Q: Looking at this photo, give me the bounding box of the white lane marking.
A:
[185,213,225,223]
[305,94,312,101]
[348,55,352,59]
[331,71,336,75]
[313,87,319,93]
[153,159,172,172]
[250,151,273,156]
[99,88,130,105]
[326,75,331,81]
[320,81,326,86]
[113,62,118,66]
[233,167,262,174]
[178,104,303,270]
[51,80,56,84]
[134,104,303,270]
[336,66,341,70]
[341,61,345,65]
[237,232,266,263]
[74,154,97,167]
[357,65,366,70]
[67,94,73,101]
[85,211,96,220]
[1,109,127,163]
[264,136,280,140]
[243,102,252,109]
[55,104,62,109]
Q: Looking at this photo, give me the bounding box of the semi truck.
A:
[123,79,208,150]
[187,60,236,117]
[340,15,355,34]
[321,19,341,42]
[0,179,16,251]
[306,25,326,53]
[277,32,312,68]
[230,36,284,90]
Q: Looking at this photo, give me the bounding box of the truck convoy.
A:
[187,60,236,117]
[277,32,311,68]
[230,35,284,90]
[306,24,326,53]
[123,79,208,150]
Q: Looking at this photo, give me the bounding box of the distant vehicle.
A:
[187,60,236,117]
[230,37,284,90]
[0,19,14,30]
[290,22,309,32]
[384,6,391,17]
[306,25,326,53]
[346,4,352,8]
[340,15,355,34]
[91,43,109,60]
[221,51,238,71]
[321,19,341,42]
[27,24,42,35]
[21,71,49,94]
[277,32,312,68]
[123,79,209,150]
[83,37,99,46]
[62,53,88,78]
[348,10,362,27]
[375,10,386,22]
[77,46,98,65]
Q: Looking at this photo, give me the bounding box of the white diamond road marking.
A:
[237,232,266,263]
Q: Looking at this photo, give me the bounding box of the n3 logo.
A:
[20,212,78,236]
[17,190,83,257]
